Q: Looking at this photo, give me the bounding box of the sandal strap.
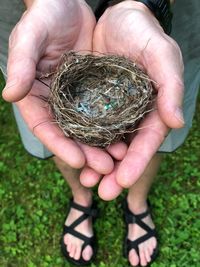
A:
[124,199,152,233]
[62,200,97,248]
[125,210,150,224]
[63,225,94,247]
[124,198,157,254]
[134,215,153,233]
[127,228,157,253]
[70,200,98,218]
[66,200,97,229]
[69,213,89,229]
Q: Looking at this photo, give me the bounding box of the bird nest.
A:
[48,52,155,147]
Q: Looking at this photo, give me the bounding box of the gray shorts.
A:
[0,0,199,158]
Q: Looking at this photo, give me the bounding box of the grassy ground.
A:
[0,70,199,267]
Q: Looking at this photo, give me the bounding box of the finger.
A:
[143,36,185,129]
[106,141,128,160]
[33,120,86,169]
[98,162,123,201]
[80,166,101,188]
[16,81,85,169]
[116,110,168,188]
[78,143,114,175]
[2,13,46,102]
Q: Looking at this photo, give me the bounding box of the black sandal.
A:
[123,199,158,267]
[61,199,98,266]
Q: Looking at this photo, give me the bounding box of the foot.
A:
[127,199,157,267]
[63,193,94,262]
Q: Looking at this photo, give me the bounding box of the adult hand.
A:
[2,0,120,173]
[90,0,184,200]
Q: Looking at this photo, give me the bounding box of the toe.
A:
[64,234,68,246]
[82,245,93,261]
[152,237,157,251]
[139,248,148,266]
[74,244,82,261]
[144,246,151,263]
[149,238,157,258]
[64,235,71,253]
[69,244,76,259]
[67,243,71,253]
[129,249,140,267]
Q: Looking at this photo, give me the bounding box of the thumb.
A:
[2,13,46,102]
[144,37,185,129]
[156,71,185,129]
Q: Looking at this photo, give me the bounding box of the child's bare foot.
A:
[62,191,96,263]
[125,198,158,267]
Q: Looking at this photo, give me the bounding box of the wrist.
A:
[100,0,173,34]
[95,0,153,20]
[23,0,34,8]
[134,0,173,34]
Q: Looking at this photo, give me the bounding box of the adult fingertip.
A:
[157,74,185,129]
[80,167,101,187]
[116,174,132,188]
[78,143,114,175]
[4,55,37,102]
[61,148,85,169]
[116,163,135,188]
[3,72,36,102]
[100,155,114,174]
[87,153,114,175]
[106,141,128,160]
[98,183,122,201]
[2,85,31,102]
[68,154,86,169]
[98,167,123,201]
[159,104,185,129]
[174,107,185,126]
[2,79,17,101]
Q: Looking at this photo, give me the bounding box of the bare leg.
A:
[127,153,162,267]
[53,156,93,262]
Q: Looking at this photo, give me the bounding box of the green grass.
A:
[0,70,200,267]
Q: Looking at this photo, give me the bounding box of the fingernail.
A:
[4,79,18,90]
[175,107,185,124]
